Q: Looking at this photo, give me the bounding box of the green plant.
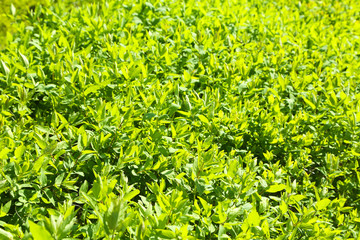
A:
[0,0,360,239]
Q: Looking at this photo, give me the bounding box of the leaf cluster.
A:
[0,0,360,239]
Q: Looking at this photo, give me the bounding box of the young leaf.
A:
[10,4,16,16]
[301,95,316,110]
[198,114,209,124]
[0,201,11,217]
[248,209,260,227]
[29,221,54,240]
[0,60,10,75]
[15,144,26,159]
[315,199,331,211]
[156,229,176,239]
[19,52,29,68]
[266,184,286,193]
[123,189,140,201]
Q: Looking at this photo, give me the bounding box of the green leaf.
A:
[261,220,270,238]
[122,107,133,122]
[0,201,11,217]
[280,201,287,214]
[34,133,47,150]
[0,228,13,240]
[198,114,209,124]
[10,4,16,16]
[289,210,298,224]
[329,91,337,106]
[79,180,88,193]
[123,189,140,201]
[289,195,306,204]
[15,144,26,159]
[19,52,29,68]
[0,148,10,160]
[55,173,65,187]
[84,85,101,96]
[266,184,286,193]
[248,209,260,227]
[0,60,10,76]
[184,70,191,82]
[156,229,176,239]
[301,95,316,110]
[218,225,229,240]
[77,133,84,152]
[29,221,54,240]
[121,66,129,79]
[104,198,125,233]
[39,169,47,187]
[315,199,331,211]
[2,201,11,214]
[33,155,46,172]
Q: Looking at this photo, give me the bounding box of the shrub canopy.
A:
[0,0,360,239]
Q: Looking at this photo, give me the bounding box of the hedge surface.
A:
[0,0,360,239]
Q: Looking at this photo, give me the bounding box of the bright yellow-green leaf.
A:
[280,201,288,214]
[198,114,209,124]
[261,220,270,238]
[84,85,101,96]
[123,189,140,201]
[156,229,176,239]
[301,95,316,110]
[266,184,286,193]
[29,221,54,240]
[0,148,10,160]
[248,209,260,227]
[315,199,331,211]
[289,195,306,204]
[15,144,26,159]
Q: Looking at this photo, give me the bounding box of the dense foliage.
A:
[0,0,360,239]
[0,0,49,47]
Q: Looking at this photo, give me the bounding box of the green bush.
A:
[0,0,49,48]
[0,0,360,239]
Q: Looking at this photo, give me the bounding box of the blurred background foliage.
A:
[0,0,50,47]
